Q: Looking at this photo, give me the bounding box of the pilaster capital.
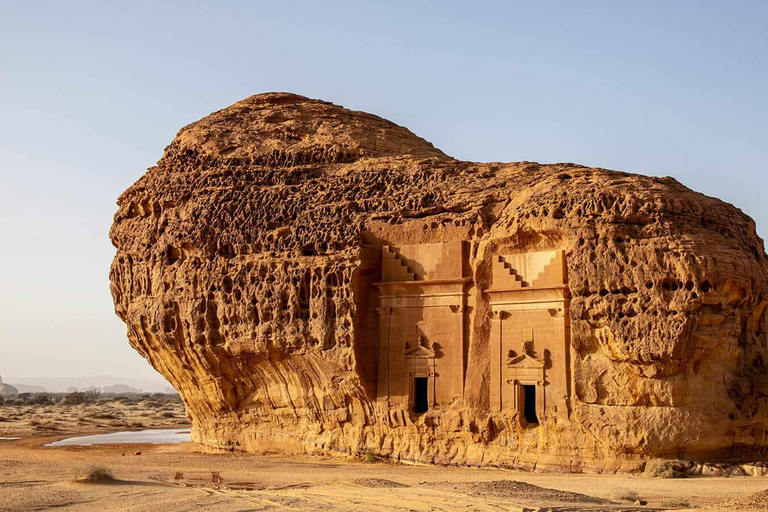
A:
[548,307,564,318]
[489,310,509,321]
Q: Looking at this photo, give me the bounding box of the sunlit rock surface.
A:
[110,93,768,471]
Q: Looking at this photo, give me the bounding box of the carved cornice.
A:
[486,284,568,294]
[374,277,473,288]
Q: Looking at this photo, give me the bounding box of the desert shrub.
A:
[4,393,53,405]
[78,465,115,483]
[140,393,182,406]
[84,390,102,401]
[364,450,379,463]
[616,490,641,502]
[28,393,53,405]
[63,392,88,405]
[16,394,30,404]
[158,393,181,403]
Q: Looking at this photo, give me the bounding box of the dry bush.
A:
[616,490,641,502]
[63,392,89,405]
[78,465,115,483]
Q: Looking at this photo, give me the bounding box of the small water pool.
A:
[45,428,191,447]
[0,437,21,441]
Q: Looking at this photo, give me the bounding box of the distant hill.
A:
[12,383,47,393]
[101,384,142,394]
[3,375,170,393]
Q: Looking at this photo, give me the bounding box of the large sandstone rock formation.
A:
[110,93,768,471]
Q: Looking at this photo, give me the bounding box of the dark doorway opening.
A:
[413,377,429,413]
[522,385,538,425]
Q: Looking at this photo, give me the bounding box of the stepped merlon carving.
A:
[491,250,567,291]
[382,246,417,282]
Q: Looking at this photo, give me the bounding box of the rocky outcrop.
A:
[0,376,18,397]
[109,93,768,471]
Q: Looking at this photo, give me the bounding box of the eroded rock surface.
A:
[110,92,768,470]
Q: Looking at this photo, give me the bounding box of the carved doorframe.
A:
[405,352,436,411]
[508,377,546,424]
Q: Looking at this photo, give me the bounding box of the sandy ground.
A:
[1,402,767,511]
[0,398,188,438]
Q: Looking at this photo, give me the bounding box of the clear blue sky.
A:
[1,1,766,387]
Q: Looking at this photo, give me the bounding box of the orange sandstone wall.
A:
[109,93,768,470]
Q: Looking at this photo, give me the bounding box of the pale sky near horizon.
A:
[1,1,766,388]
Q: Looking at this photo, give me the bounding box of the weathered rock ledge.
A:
[110,93,768,471]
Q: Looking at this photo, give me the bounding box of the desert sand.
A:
[1,402,767,511]
[0,396,188,439]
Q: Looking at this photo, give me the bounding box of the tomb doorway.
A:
[413,377,429,413]
[522,384,538,425]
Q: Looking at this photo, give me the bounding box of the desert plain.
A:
[4,93,768,511]
[0,395,767,511]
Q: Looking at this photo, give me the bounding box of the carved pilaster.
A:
[489,309,504,412]
[376,306,393,404]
